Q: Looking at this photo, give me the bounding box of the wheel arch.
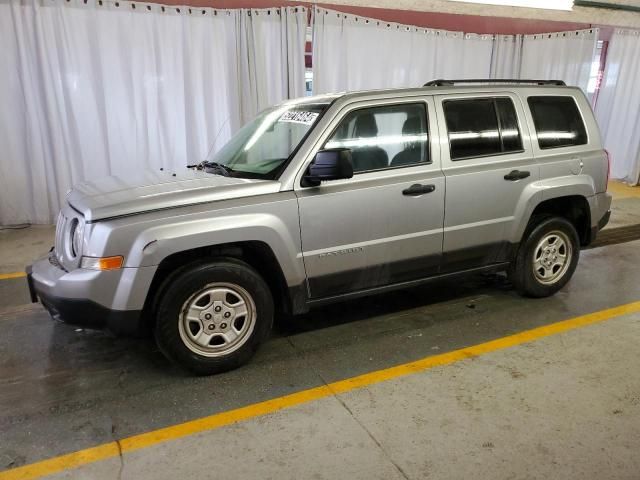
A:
[142,240,301,328]
[521,195,592,246]
[511,175,596,247]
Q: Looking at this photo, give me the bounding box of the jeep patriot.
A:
[28,79,612,374]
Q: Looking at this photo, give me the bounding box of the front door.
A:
[296,98,445,299]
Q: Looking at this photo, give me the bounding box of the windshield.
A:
[208,103,329,179]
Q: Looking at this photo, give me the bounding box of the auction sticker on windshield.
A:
[279,111,319,125]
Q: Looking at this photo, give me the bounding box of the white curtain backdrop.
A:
[236,7,307,123]
[313,8,597,99]
[490,29,598,96]
[490,34,522,79]
[595,29,640,185]
[312,7,494,94]
[0,0,306,225]
[520,29,598,94]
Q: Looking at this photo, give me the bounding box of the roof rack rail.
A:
[424,79,566,87]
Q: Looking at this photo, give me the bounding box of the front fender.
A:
[83,193,304,311]
[127,212,305,287]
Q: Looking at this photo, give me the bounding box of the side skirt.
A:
[305,262,510,308]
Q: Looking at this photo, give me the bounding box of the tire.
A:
[508,216,580,298]
[154,259,273,375]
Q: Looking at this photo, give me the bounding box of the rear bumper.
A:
[27,253,146,336]
[598,209,611,231]
[589,209,611,245]
[587,192,612,244]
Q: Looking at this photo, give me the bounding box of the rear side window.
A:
[444,97,523,161]
[528,96,588,149]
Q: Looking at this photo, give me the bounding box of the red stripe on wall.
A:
[153,0,589,35]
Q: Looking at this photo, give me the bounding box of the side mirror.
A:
[303,148,354,187]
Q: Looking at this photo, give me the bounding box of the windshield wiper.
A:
[187,161,234,177]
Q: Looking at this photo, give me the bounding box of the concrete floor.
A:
[606,181,640,229]
[0,225,54,275]
[45,311,640,480]
[1,182,640,479]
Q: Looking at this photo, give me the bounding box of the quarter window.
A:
[528,96,588,149]
[324,103,429,173]
[444,97,523,161]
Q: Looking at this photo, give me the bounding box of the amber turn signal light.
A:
[80,256,124,270]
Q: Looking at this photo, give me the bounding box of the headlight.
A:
[70,219,84,258]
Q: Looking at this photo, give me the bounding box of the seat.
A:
[391,116,426,167]
[350,113,388,172]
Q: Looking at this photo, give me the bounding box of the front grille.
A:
[54,212,66,264]
[48,252,66,271]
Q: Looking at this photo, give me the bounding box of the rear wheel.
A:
[154,259,273,375]
[509,216,580,298]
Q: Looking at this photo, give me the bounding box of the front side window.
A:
[324,103,429,173]
[528,96,588,149]
[444,97,523,161]
[209,103,328,179]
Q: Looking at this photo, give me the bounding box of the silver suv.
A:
[27,79,612,374]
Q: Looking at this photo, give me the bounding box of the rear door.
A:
[435,92,539,272]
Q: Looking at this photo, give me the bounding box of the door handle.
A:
[402,184,436,196]
[504,170,531,181]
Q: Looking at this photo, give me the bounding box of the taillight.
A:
[604,149,611,189]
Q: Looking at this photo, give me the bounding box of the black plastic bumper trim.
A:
[29,275,143,336]
[25,265,38,303]
[589,209,612,246]
[598,210,611,231]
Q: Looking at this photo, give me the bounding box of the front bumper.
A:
[27,252,149,336]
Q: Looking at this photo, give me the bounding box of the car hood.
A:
[67,169,281,222]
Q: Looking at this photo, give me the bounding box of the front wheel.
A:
[508,216,580,298]
[154,259,273,375]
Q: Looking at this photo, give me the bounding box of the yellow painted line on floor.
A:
[0,272,26,281]
[2,300,640,480]
[608,180,640,199]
